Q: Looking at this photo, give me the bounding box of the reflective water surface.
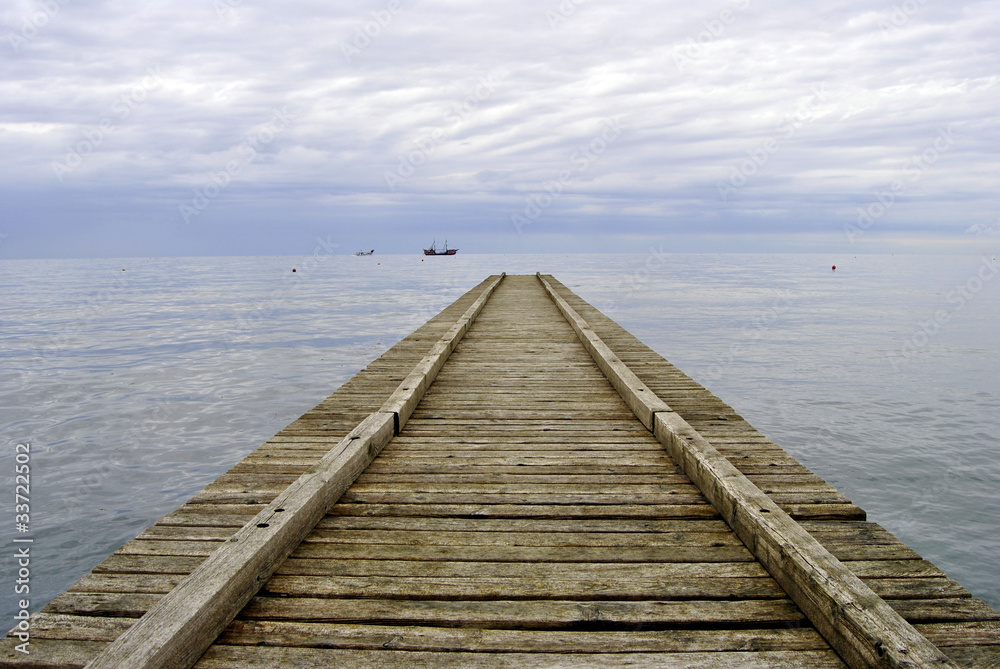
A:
[1,253,997,620]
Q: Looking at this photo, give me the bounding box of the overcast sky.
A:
[1,0,997,258]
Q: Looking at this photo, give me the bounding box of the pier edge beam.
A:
[81,274,505,669]
[536,272,958,669]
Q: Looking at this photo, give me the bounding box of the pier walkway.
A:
[4,274,998,668]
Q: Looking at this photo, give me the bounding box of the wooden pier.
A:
[4,274,999,668]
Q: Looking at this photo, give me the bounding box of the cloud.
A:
[1,0,998,257]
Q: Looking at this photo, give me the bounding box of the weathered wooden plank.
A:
[69,573,185,594]
[156,510,258,526]
[288,542,755,564]
[344,482,703,495]
[651,407,956,667]
[397,421,649,432]
[357,472,688,483]
[538,274,958,669]
[371,452,671,462]
[382,440,666,451]
[336,489,849,507]
[380,274,506,430]
[337,490,709,506]
[14,273,995,669]
[889,599,1000,623]
[325,503,722,519]
[81,277,506,669]
[93,554,204,575]
[15,614,133,642]
[845,560,946,580]
[275,559,767,580]
[240,596,808,627]
[915,622,1000,647]
[81,411,395,669]
[315,515,731,533]
[0,639,107,668]
[938,645,1000,667]
[363,462,684,474]
[43,592,160,618]
[412,409,641,420]
[194,646,849,668]
[261,573,786,600]
[137,526,237,541]
[300,528,744,547]
[538,275,671,429]
[216,621,829,653]
[133,522,749,545]
[864,578,970,601]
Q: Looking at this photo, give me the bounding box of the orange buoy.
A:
[292,268,296,272]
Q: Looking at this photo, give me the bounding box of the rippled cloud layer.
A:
[1,1,998,256]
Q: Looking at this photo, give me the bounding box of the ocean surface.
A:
[2,253,998,623]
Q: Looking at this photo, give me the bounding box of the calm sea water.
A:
[1,253,998,622]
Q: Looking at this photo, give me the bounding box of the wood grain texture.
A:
[539,274,963,669]
[4,274,996,669]
[75,277,505,669]
[79,412,396,669]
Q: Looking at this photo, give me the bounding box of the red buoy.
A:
[832,265,836,271]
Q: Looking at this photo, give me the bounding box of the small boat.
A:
[354,249,374,256]
[423,239,458,256]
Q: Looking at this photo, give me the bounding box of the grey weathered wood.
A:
[241,595,809,627]
[651,411,959,669]
[81,276,506,669]
[215,621,829,653]
[9,274,997,667]
[537,274,670,429]
[380,273,505,430]
[537,274,958,669]
[261,573,786,600]
[194,646,849,668]
[79,411,395,669]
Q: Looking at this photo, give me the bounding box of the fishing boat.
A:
[423,239,458,256]
[354,249,374,256]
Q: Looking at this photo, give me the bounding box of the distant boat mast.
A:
[423,239,458,256]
